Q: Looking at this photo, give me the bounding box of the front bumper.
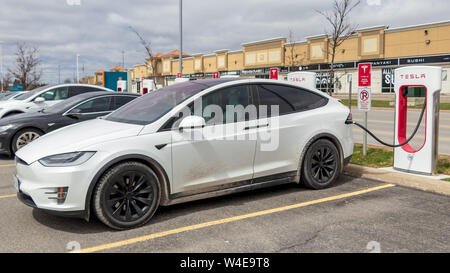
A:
[14,152,107,216]
[0,131,13,156]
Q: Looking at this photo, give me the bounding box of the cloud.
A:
[0,0,449,84]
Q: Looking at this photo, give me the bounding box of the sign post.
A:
[358,63,372,156]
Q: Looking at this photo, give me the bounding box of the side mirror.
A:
[34,97,45,104]
[179,116,206,131]
[64,108,82,119]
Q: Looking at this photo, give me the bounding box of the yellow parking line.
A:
[0,194,16,199]
[0,164,15,168]
[74,183,396,253]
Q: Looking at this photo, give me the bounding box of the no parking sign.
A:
[358,87,371,112]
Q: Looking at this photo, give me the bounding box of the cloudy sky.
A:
[1,0,449,84]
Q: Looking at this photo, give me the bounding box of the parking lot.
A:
[0,157,448,253]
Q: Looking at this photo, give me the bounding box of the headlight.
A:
[0,124,14,131]
[38,152,96,167]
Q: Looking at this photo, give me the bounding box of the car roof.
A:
[189,78,240,88]
[44,91,140,113]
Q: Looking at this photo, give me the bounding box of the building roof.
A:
[111,65,126,71]
[161,50,190,58]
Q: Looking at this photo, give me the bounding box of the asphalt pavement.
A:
[351,108,450,154]
[0,160,448,253]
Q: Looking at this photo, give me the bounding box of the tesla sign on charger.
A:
[394,66,441,175]
[287,72,317,90]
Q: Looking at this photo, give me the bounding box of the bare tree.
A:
[129,26,157,78]
[316,0,360,96]
[8,43,42,90]
[287,28,308,72]
[1,73,12,92]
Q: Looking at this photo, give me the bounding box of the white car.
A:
[0,84,113,118]
[14,79,353,229]
[0,91,26,102]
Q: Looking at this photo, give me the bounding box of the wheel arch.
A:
[295,132,344,183]
[83,154,171,222]
[2,110,25,118]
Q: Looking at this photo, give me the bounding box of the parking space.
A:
[0,160,448,253]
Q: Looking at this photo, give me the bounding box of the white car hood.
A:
[16,118,144,164]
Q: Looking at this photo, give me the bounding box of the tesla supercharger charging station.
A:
[394,66,442,175]
[287,72,317,89]
[117,80,127,92]
[142,79,155,95]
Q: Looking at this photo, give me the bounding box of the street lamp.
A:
[179,0,183,75]
[76,54,80,83]
[0,41,4,93]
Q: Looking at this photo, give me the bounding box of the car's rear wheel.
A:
[11,128,43,154]
[301,139,341,190]
[93,161,160,230]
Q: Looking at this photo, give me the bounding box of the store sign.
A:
[177,73,182,78]
[213,72,220,79]
[382,68,395,93]
[399,54,450,65]
[358,63,372,87]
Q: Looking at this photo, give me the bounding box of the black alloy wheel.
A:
[302,139,341,190]
[93,162,160,230]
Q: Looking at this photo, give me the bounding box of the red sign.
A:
[270,68,279,80]
[358,63,372,87]
[213,72,220,79]
[177,73,182,78]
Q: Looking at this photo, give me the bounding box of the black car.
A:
[0,91,140,156]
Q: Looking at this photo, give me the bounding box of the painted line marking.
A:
[74,183,396,253]
[0,194,16,199]
[0,164,15,168]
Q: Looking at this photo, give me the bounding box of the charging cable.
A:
[346,99,427,148]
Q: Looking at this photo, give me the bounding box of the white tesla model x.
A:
[14,79,353,229]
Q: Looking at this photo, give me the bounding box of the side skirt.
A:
[164,171,297,206]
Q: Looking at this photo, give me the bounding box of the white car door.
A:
[171,84,257,194]
[252,84,329,180]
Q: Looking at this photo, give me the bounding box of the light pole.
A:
[179,0,183,75]
[76,54,80,83]
[0,41,4,93]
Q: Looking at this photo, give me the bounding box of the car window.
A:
[69,86,105,97]
[113,96,137,110]
[37,87,69,101]
[106,81,208,125]
[257,85,295,117]
[198,85,251,124]
[261,84,328,112]
[70,96,112,113]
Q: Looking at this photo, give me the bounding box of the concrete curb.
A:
[343,164,450,196]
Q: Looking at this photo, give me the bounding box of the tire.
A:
[93,161,161,230]
[11,128,43,154]
[301,139,341,190]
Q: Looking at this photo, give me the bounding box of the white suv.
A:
[15,79,353,229]
[0,84,113,118]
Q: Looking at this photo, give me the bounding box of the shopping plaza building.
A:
[124,20,450,94]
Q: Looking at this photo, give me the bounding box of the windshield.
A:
[106,82,207,125]
[13,85,49,101]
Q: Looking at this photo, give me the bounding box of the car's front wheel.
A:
[93,161,160,230]
[301,139,341,190]
[12,128,43,154]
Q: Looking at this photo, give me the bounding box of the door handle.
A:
[244,123,269,130]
